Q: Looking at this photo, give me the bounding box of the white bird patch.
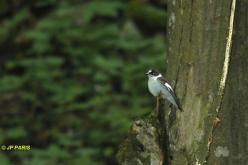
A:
[165,83,173,91]
[154,74,162,79]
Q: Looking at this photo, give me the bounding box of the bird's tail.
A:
[176,101,184,112]
[175,100,184,112]
[178,105,184,112]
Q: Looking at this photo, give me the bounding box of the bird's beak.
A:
[145,72,149,75]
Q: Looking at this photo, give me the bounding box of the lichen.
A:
[169,13,176,29]
[214,146,230,157]
[172,0,176,6]
[117,118,163,165]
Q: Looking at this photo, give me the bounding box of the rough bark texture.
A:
[207,1,248,164]
[167,0,231,164]
[117,117,164,165]
[167,0,248,164]
[117,0,248,164]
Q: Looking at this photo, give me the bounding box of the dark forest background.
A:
[0,0,166,164]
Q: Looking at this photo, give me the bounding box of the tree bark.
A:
[207,1,248,164]
[117,0,248,164]
[167,0,248,164]
[116,117,165,165]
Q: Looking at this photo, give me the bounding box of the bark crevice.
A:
[204,0,236,163]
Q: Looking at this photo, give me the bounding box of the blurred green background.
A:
[0,0,167,164]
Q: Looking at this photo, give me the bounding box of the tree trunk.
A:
[117,0,248,164]
[167,0,248,164]
[206,1,248,164]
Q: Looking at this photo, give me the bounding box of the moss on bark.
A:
[117,117,163,165]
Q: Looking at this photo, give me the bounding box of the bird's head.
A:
[146,69,161,78]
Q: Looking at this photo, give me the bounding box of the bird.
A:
[146,69,184,113]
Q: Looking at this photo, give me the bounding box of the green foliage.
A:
[0,0,166,165]
[82,1,123,23]
[0,8,30,43]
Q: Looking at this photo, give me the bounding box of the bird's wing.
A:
[157,77,183,111]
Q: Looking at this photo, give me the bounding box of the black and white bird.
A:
[146,69,183,112]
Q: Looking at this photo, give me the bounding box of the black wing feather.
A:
[157,77,184,111]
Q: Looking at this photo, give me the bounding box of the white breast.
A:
[147,77,161,96]
[147,75,180,108]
